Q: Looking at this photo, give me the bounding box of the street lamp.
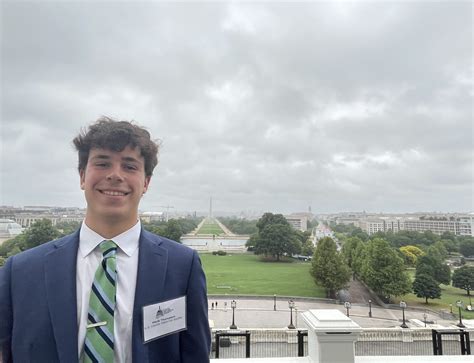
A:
[288,300,296,329]
[368,300,372,318]
[400,301,408,328]
[344,301,351,317]
[274,294,277,311]
[229,300,237,329]
[423,312,427,327]
[456,300,465,328]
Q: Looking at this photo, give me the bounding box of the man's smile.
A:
[98,189,130,196]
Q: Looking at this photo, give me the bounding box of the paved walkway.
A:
[207,296,474,330]
[348,277,373,303]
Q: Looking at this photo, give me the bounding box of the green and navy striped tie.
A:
[84,240,117,363]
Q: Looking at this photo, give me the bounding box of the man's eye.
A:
[125,164,138,170]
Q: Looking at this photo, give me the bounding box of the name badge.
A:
[142,295,187,343]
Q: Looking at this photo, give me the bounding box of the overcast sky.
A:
[1,1,472,216]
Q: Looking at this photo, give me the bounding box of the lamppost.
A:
[456,300,465,328]
[423,312,427,327]
[400,301,408,328]
[344,301,351,317]
[450,303,453,314]
[274,294,277,311]
[229,300,237,329]
[288,300,296,329]
[368,300,372,318]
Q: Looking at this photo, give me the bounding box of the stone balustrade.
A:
[209,309,472,363]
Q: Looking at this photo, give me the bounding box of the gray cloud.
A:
[1,1,472,215]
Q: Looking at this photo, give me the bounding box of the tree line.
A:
[246,216,474,304]
[312,223,474,304]
[0,217,200,267]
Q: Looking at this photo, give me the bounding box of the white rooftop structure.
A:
[0,219,23,239]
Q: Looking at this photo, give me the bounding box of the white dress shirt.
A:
[76,221,141,363]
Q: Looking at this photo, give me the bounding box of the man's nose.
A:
[106,164,124,182]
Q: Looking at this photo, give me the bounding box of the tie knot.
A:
[100,240,117,258]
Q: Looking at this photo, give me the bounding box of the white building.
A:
[0,219,23,244]
[358,214,474,236]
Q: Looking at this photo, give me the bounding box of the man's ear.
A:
[143,176,151,194]
[80,170,85,190]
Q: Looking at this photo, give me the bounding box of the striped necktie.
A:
[83,240,117,363]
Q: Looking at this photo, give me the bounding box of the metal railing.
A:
[210,328,472,359]
[356,328,471,356]
[211,329,307,359]
[432,329,471,355]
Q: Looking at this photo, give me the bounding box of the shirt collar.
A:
[79,220,141,258]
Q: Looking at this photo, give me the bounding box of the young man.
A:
[0,118,210,362]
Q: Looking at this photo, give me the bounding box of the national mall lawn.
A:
[200,253,473,319]
[200,253,326,297]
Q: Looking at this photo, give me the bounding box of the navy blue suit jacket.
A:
[0,229,211,362]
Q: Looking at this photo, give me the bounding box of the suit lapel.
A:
[132,230,168,362]
[44,232,79,363]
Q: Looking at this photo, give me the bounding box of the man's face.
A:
[80,146,150,225]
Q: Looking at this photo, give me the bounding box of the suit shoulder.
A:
[141,229,195,255]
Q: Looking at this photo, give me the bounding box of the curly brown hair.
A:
[73,116,160,176]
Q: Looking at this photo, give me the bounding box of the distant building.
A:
[8,206,86,228]
[0,219,23,244]
[358,218,386,235]
[403,216,473,236]
[285,213,312,232]
[357,214,473,236]
[140,211,165,223]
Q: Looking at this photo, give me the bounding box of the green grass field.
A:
[200,254,474,318]
[396,269,474,318]
[197,222,225,235]
[200,253,325,297]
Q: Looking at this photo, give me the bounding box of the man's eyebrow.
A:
[122,156,141,163]
[90,154,111,160]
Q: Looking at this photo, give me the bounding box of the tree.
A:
[147,219,183,242]
[399,245,424,267]
[341,237,363,268]
[220,217,258,235]
[360,238,411,301]
[250,213,301,261]
[459,239,474,257]
[256,213,289,231]
[440,239,458,253]
[441,231,456,242]
[55,220,81,236]
[413,273,442,303]
[301,239,315,257]
[351,240,367,276]
[162,219,184,242]
[22,219,59,250]
[452,266,474,297]
[253,223,301,261]
[350,228,369,242]
[295,230,313,256]
[416,254,451,286]
[0,221,59,262]
[0,234,25,258]
[310,237,351,298]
